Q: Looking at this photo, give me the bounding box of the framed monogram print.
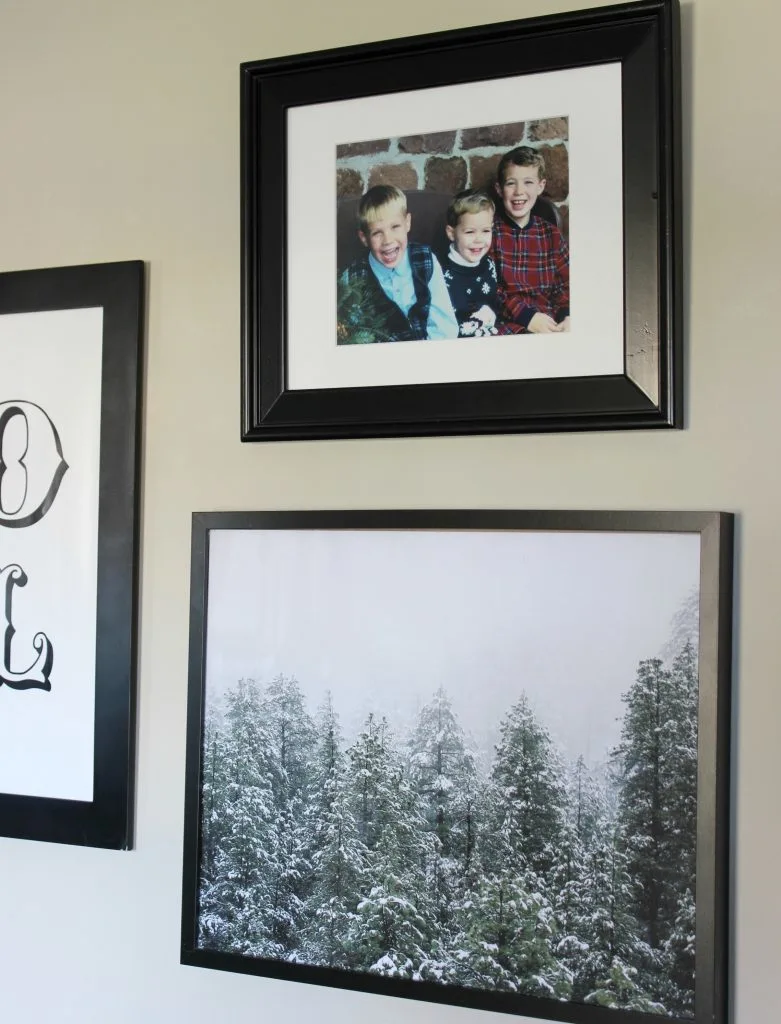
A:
[0,260,144,848]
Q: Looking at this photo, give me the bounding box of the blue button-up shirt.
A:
[368,249,458,340]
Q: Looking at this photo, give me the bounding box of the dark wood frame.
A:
[181,509,731,1024]
[241,0,682,441]
[0,261,144,848]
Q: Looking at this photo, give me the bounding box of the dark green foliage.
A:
[488,694,568,877]
[611,641,699,1010]
[336,274,396,344]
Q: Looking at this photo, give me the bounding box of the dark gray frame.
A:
[241,0,682,441]
[181,509,732,1024]
[0,260,144,848]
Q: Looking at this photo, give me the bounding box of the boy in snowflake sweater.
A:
[440,189,500,338]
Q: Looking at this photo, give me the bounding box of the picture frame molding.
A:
[0,260,144,849]
[241,0,682,441]
[181,508,732,1024]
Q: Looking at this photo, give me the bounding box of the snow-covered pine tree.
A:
[585,956,667,1015]
[488,694,568,879]
[407,688,480,930]
[663,642,698,898]
[614,659,673,951]
[658,641,699,1017]
[551,756,616,992]
[344,713,435,978]
[199,707,229,893]
[198,678,282,956]
[660,589,699,664]
[259,674,317,957]
[660,887,696,1017]
[451,695,570,999]
[612,648,699,1009]
[300,693,367,969]
[453,861,571,999]
[261,674,317,807]
[570,815,655,1007]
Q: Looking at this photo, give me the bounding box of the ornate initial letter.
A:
[0,401,68,528]
[0,564,53,691]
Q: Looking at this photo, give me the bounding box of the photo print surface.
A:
[195,526,702,1019]
[336,117,570,345]
[287,63,623,392]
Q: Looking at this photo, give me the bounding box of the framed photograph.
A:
[0,260,144,848]
[181,509,731,1024]
[241,0,682,441]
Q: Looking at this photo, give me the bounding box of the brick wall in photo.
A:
[336,117,569,236]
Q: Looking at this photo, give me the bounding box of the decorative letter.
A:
[0,564,53,691]
[0,401,68,528]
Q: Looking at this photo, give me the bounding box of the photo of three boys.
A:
[337,145,570,345]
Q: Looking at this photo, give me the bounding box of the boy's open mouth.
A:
[379,246,401,264]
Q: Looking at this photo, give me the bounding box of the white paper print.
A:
[0,307,103,800]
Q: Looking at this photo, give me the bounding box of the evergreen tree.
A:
[660,887,696,1018]
[308,692,343,813]
[660,589,700,663]
[664,643,699,892]
[199,707,229,890]
[573,819,654,1007]
[488,694,568,878]
[552,757,618,987]
[407,687,480,933]
[198,678,282,956]
[450,695,571,999]
[615,658,671,951]
[301,694,367,968]
[345,714,435,976]
[658,643,698,1018]
[585,956,666,1015]
[453,860,570,999]
[261,674,317,807]
[258,675,317,955]
[612,647,699,1008]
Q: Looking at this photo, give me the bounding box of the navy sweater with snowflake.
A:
[440,251,499,337]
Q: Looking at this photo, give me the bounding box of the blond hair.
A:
[357,185,407,234]
[446,189,495,228]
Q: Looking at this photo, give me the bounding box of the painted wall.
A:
[0,0,778,1022]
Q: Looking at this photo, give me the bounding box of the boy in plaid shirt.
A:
[492,146,570,334]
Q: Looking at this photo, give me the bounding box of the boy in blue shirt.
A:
[338,185,458,343]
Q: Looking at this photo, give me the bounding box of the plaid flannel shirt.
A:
[492,212,570,332]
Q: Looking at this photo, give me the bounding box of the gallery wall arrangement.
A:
[240,0,681,440]
[0,2,743,1024]
[181,509,732,1024]
[0,260,144,849]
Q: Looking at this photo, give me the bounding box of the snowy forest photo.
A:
[193,527,703,1020]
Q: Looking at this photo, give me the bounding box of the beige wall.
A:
[0,0,778,1021]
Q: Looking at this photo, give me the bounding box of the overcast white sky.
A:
[203,528,700,766]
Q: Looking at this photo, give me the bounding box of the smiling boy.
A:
[339,185,457,343]
[492,146,570,334]
[440,189,500,337]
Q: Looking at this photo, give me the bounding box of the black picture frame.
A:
[181,509,731,1024]
[0,260,144,848]
[241,0,682,441]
